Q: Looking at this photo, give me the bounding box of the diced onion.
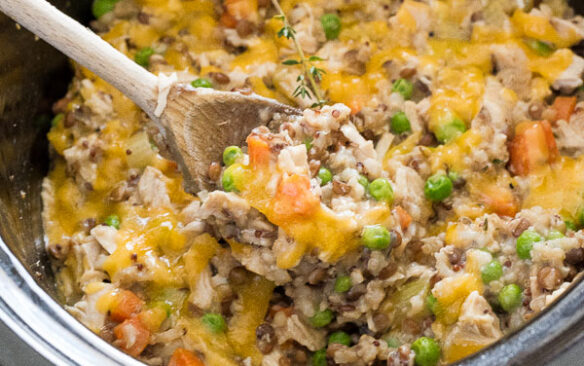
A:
[126,131,155,169]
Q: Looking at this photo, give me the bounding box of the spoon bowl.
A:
[155,86,300,192]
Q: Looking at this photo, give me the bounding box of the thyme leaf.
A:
[272,0,327,107]
[282,59,301,65]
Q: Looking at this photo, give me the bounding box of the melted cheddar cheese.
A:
[42,0,584,365]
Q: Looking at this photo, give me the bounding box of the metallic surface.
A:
[1,1,584,365]
[0,1,140,365]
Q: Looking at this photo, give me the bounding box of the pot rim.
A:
[2,230,584,365]
[0,235,142,366]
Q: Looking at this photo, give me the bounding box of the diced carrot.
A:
[541,120,559,162]
[346,94,370,115]
[479,184,518,217]
[552,96,577,123]
[113,317,150,357]
[168,348,205,366]
[348,99,363,115]
[509,120,558,176]
[220,12,237,28]
[247,135,271,167]
[395,206,412,230]
[272,174,319,219]
[221,0,257,28]
[110,290,144,323]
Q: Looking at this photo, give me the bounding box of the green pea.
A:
[547,229,565,240]
[577,206,584,228]
[481,260,503,284]
[312,349,327,366]
[358,175,369,190]
[318,167,333,186]
[525,38,554,57]
[424,174,453,202]
[328,331,351,346]
[334,275,352,293]
[135,47,155,68]
[411,337,441,366]
[201,313,226,333]
[304,137,313,152]
[390,111,411,134]
[104,214,120,229]
[516,230,542,260]
[223,146,243,166]
[426,294,438,315]
[361,224,391,250]
[222,166,238,192]
[368,178,394,203]
[498,284,522,313]
[434,118,467,144]
[392,79,413,100]
[191,78,213,88]
[310,309,334,328]
[321,14,341,40]
[385,337,400,348]
[51,113,64,128]
[565,220,577,231]
[92,0,119,18]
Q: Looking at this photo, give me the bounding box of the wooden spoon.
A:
[0,0,301,192]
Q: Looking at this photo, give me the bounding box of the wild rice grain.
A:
[208,162,221,181]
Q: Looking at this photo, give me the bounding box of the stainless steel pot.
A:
[2,1,584,365]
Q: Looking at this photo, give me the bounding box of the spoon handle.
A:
[0,0,158,114]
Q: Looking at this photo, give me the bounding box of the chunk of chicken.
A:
[189,267,217,310]
[442,291,503,361]
[392,165,431,223]
[277,144,310,176]
[491,45,532,100]
[199,191,251,226]
[273,314,326,351]
[138,167,171,208]
[63,134,104,186]
[67,283,114,333]
[472,77,514,133]
[90,225,117,254]
[552,55,584,93]
[554,102,584,156]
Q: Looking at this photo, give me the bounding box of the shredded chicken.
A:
[443,291,503,354]
[138,167,171,208]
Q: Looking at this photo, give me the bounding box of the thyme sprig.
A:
[271,0,327,108]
